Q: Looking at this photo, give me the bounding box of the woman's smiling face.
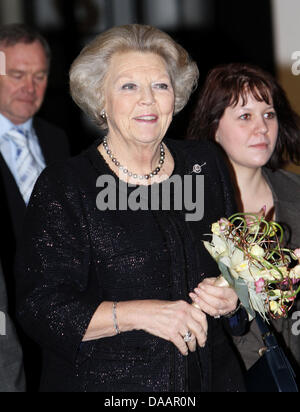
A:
[103,51,175,145]
[215,91,279,170]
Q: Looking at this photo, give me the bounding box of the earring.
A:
[101,110,106,119]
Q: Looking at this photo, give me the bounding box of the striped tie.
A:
[6,128,43,204]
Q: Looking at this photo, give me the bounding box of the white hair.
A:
[70,24,199,129]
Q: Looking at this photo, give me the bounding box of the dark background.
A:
[21,0,275,155]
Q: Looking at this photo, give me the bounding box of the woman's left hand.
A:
[189,277,238,318]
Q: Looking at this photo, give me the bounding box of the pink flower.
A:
[294,249,300,262]
[255,278,265,293]
[219,218,230,232]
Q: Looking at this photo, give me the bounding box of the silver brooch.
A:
[193,163,206,174]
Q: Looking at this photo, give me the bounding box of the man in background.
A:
[0,23,70,391]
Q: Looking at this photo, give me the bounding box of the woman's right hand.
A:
[120,300,208,356]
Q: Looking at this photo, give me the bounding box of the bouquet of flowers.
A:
[203,212,300,321]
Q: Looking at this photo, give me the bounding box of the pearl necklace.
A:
[103,137,165,180]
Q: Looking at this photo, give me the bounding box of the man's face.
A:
[0,40,48,125]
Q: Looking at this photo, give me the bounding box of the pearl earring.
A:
[101,110,106,119]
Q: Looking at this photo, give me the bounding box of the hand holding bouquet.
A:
[203,211,300,321]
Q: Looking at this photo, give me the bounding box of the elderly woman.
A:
[187,63,300,381]
[15,25,245,392]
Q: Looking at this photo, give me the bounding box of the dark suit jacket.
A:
[0,258,26,392]
[0,116,70,391]
[0,117,70,304]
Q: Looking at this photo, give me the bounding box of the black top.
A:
[15,138,245,392]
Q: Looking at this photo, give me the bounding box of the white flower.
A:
[211,222,221,236]
[235,261,250,273]
[270,300,283,316]
[238,264,262,282]
[219,245,260,282]
[270,289,282,298]
[204,232,262,282]
[203,233,229,258]
[231,248,245,267]
[250,244,265,258]
[258,268,283,281]
[290,265,300,279]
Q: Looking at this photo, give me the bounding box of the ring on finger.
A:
[183,331,192,342]
[192,302,201,310]
[214,314,221,319]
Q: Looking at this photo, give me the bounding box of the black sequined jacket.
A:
[15,138,245,392]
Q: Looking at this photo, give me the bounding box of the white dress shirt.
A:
[0,113,46,191]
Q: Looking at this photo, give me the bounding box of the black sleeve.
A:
[15,164,101,365]
[212,142,237,218]
[223,308,249,336]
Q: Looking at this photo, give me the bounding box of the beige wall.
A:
[272,0,300,174]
